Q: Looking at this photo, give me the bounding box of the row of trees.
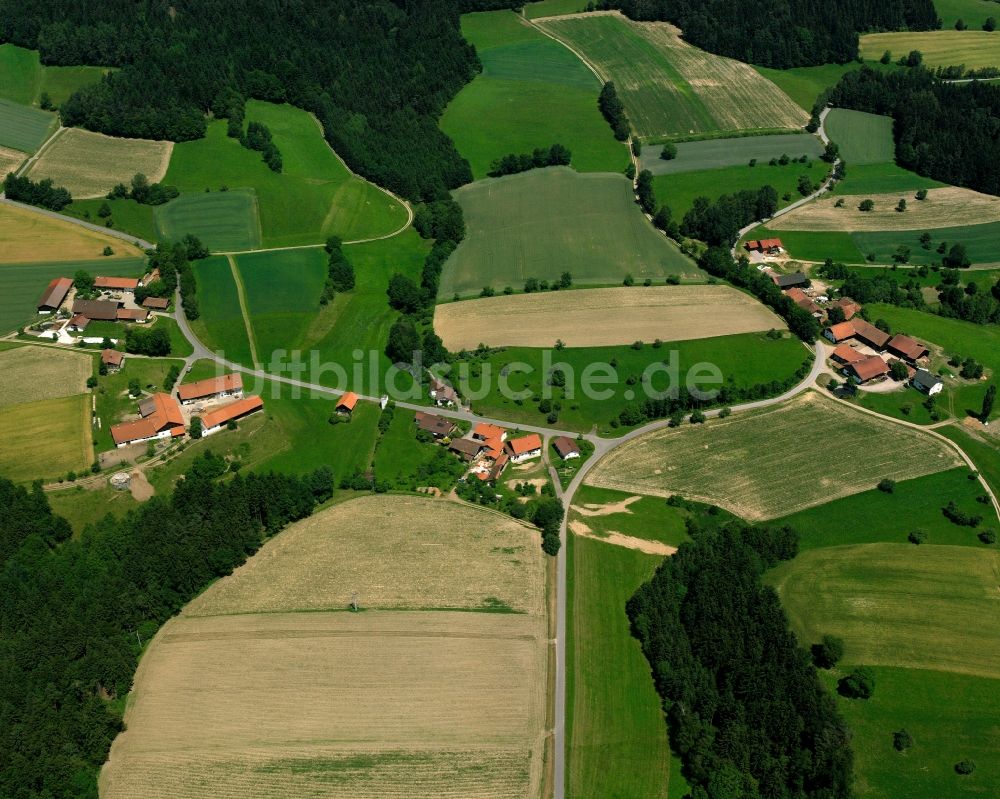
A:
[240,120,282,173]
[487,144,571,177]
[627,519,853,798]
[827,67,1000,196]
[598,82,630,141]
[320,236,355,304]
[107,172,178,205]
[2,0,481,200]
[3,173,71,210]
[608,0,937,68]
[0,455,335,797]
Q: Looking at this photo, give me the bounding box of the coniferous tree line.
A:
[824,67,1000,196]
[0,455,334,798]
[0,0,480,200]
[3,173,72,210]
[627,518,853,798]
[606,0,936,68]
[488,144,572,177]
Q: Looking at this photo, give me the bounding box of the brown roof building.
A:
[67,314,90,331]
[887,334,928,363]
[473,422,506,442]
[200,396,263,433]
[786,287,820,315]
[117,308,149,322]
[38,277,72,311]
[823,319,890,349]
[72,299,120,321]
[178,373,244,404]
[450,438,483,462]
[847,355,890,383]
[111,392,185,447]
[506,433,543,462]
[414,411,456,438]
[488,452,509,481]
[95,276,140,291]
[830,344,865,365]
[552,436,581,459]
[101,349,124,368]
[142,296,170,310]
[833,297,860,320]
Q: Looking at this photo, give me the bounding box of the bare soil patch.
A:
[0,202,143,263]
[569,518,675,554]
[770,187,1000,232]
[574,495,643,516]
[129,469,154,501]
[434,285,784,350]
[26,128,173,199]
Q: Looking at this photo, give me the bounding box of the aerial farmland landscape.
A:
[0,0,998,798]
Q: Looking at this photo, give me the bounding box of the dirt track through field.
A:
[770,187,1000,232]
[434,285,785,349]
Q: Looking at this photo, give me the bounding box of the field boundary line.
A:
[16,124,65,177]
[226,255,260,368]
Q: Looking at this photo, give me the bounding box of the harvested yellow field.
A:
[0,202,143,263]
[860,30,1000,70]
[0,145,27,176]
[26,128,172,198]
[102,495,548,799]
[585,391,960,520]
[770,187,1000,232]
[433,285,785,350]
[186,494,544,615]
[0,344,92,407]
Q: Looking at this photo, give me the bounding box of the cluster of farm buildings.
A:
[36,269,167,337]
[109,371,264,448]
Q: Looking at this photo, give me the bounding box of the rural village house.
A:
[830,343,865,366]
[912,368,944,395]
[200,396,264,436]
[506,433,543,464]
[785,287,821,316]
[824,319,891,350]
[414,411,457,438]
[101,349,124,372]
[473,423,506,442]
[67,314,90,332]
[37,277,73,312]
[429,376,460,407]
[449,437,484,461]
[553,436,581,460]
[177,373,244,405]
[111,392,185,448]
[746,238,784,254]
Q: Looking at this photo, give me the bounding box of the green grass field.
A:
[0,393,92,481]
[934,0,1000,28]
[63,198,158,244]
[440,11,627,179]
[939,424,1000,497]
[775,468,990,551]
[823,109,895,165]
[566,534,687,799]
[861,30,1000,69]
[0,44,109,108]
[190,256,254,365]
[451,332,809,433]
[865,304,1000,421]
[236,248,326,358]
[745,226,864,263]
[828,666,1000,799]
[0,97,56,153]
[832,162,945,196]
[754,62,898,112]
[769,543,1000,678]
[852,222,1000,266]
[570,484,695,547]
[654,162,823,218]
[538,14,806,141]
[154,189,261,252]
[0,256,146,333]
[163,102,407,248]
[440,168,700,298]
[638,132,822,175]
[523,0,586,18]
[371,407,459,490]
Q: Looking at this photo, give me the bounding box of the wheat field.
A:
[585,391,960,520]
[434,285,785,350]
[770,187,1000,232]
[101,496,549,799]
[27,128,173,198]
[0,202,143,262]
[0,144,26,177]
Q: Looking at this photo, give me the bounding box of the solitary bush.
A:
[893,729,914,752]
[878,478,896,493]
[955,759,976,775]
[908,530,926,545]
[978,529,997,545]
[838,667,876,699]
[811,634,845,669]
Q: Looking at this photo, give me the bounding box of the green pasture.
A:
[746,226,864,263]
[190,255,254,365]
[449,332,810,433]
[754,61,897,112]
[371,407,461,490]
[654,162,823,219]
[570,484,707,547]
[861,30,1000,69]
[939,424,1000,497]
[934,0,1000,28]
[64,198,157,243]
[566,535,686,799]
[831,162,944,196]
[441,11,627,178]
[154,189,261,252]
[823,109,895,165]
[770,543,1000,678]
[639,133,822,175]
[153,316,194,358]
[0,256,145,333]
[0,393,92,482]
[852,222,1000,267]
[866,304,1000,421]
[236,248,326,358]
[830,666,1000,799]
[523,0,586,18]
[775,468,990,551]
[0,44,109,108]
[0,97,56,153]
[163,102,407,247]
[440,168,700,298]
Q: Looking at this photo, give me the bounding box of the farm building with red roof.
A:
[95,276,140,291]
[178,373,244,404]
[37,277,72,312]
[111,392,185,448]
[200,396,264,436]
[847,355,890,384]
[506,433,543,463]
[887,334,928,363]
